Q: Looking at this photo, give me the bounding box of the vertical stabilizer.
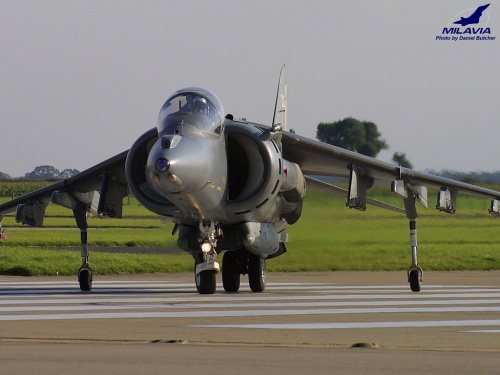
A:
[272,65,288,131]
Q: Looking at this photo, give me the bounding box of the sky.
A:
[1,0,499,177]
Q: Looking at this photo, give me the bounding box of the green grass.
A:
[0,247,193,276]
[1,186,500,275]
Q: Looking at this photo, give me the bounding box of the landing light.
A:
[201,242,212,253]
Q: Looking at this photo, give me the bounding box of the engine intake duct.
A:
[280,160,306,202]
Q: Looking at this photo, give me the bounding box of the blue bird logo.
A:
[454,4,490,26]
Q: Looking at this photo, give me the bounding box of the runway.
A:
[0,271,499,374]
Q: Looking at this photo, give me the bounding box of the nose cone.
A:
[146,136,207,195]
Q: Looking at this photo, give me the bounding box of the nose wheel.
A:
[195,266,217,294]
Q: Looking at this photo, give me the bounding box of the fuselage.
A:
[125,87,305,257]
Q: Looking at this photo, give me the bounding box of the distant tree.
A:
[23,166,80,180]
[59,169,80,179]
[0,172,11,180]
[24,165,60,181]
[316,117,388,157]
[392,152,414,169]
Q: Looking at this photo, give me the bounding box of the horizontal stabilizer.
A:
[305,176,405,214]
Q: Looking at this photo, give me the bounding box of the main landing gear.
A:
[222,249,266,293]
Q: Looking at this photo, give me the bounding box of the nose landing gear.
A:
[194,221,221,294]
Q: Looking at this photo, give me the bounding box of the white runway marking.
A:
[0,280,499,334]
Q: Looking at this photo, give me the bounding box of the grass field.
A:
[1,185,500,276]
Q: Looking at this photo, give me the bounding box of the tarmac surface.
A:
[0,271,499,374]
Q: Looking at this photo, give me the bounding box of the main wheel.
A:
[409,269,421,292]
[195,267,217,294]
[248,253,266,292]
[78,267,93,292]
[222,251,241,292]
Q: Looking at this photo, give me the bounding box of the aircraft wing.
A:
[0,150,129,225]
[280,131,500,210]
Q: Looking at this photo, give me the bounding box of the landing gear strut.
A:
[73,203,93,292]
[408,219,423,292]
[393,180,426,292]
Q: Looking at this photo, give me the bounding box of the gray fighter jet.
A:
[1,67,499,294]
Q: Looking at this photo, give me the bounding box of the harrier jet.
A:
[1,67,499,294]
[454,3,490,26]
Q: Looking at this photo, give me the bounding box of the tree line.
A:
[316,117,413,168]
[0,165,80,181]
[314,117,499,184]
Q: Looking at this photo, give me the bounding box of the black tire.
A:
[195,267,217,294]
[409,269,421,292]
[222,251,241,292]
[79,268,93,291]
[248,253,266,292]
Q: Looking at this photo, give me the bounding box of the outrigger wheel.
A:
[408,266,423,292]
[78,266,93,291]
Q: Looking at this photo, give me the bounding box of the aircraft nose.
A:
[146,135,207,194]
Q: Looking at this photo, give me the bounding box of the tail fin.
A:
[272,65,288,131]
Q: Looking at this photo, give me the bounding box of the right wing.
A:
[0,150,129,227]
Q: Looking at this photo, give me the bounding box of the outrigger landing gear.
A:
[73,203,93,292]
[408,219,423,292]
[393,180,427,292]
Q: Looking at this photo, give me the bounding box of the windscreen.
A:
[158,92,222,136]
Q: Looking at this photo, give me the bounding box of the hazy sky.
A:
[1,1,498,177]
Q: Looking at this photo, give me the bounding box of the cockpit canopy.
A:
[157,87,224,136]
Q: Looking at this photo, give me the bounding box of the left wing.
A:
[279,129,500,292]
[281,131,500,203]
